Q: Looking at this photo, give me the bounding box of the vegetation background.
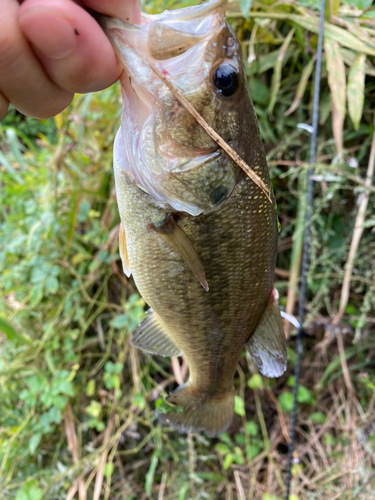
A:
[1,0,375,498]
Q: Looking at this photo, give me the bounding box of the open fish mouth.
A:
[99,0,245,216]
[98,0,226,131]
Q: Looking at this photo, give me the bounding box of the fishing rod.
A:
[284,0,326,498]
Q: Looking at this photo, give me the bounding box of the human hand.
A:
[0,0,141,120]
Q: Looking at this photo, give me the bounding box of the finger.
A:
[0,91,9,121]
[19,0,122,94]
[0,0,73,119]
[82,0,141,24]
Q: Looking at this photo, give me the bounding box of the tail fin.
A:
[156,384,234,437]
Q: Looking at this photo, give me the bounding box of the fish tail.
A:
[156,384,234,437]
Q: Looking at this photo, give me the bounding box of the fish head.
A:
[101,0,253,215]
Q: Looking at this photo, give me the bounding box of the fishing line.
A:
[284,0,326,498]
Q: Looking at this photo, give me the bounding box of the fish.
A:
[99,0,287,437]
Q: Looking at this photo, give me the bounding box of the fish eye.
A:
[213,63,239,97]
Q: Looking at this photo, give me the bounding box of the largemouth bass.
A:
[100,0,286,437]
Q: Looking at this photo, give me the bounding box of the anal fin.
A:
[119,221,131,277]
[246,301,287,378]
[131,309,182,357]
[150,216,208,292]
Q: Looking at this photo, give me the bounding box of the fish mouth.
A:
[97,0,226,123]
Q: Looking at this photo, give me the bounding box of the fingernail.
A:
[19,7,79,60]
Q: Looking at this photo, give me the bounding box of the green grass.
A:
[1,1,375,499]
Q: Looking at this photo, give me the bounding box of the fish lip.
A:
[97,0,226,64]
[96,0,226,32]
[151,0,226,22]
[95,15,133,36]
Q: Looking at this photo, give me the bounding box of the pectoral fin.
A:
[131,309,182,357]
[246,302,287,378]
[150,216,209,292]
[119,222,131,277]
